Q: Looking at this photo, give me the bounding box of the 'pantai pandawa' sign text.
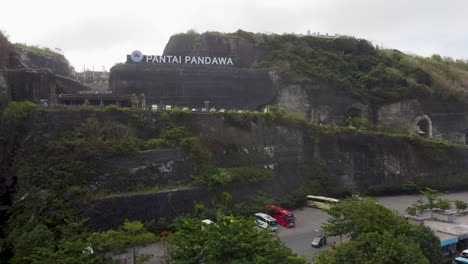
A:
[128,50,234,65]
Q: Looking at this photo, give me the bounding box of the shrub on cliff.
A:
[192,166,273,188]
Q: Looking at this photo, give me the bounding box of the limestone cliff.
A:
[0,40,89,104]
[163,31,266,68]
[11,44,72,77]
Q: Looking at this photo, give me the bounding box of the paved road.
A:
[114,191,468,263]
[276,207,339,261]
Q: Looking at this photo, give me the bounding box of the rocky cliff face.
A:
[2,69,89,103]
[84,113,468,229]
[4,109,466,229]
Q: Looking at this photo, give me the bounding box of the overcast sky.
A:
[1,0,467,71]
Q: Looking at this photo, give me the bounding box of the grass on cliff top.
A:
[14,43,67,60]
[179,30,468,104]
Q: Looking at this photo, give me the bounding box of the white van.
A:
[254,213,278,232]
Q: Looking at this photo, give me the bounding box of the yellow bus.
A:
[306,195,339,210]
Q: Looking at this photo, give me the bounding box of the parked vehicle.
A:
[461,249,468,258]
[306,195,340,210]
[453,257,468,264]
[266,204,295,228]
[254,213,278,232]
[201,219,216,230]
[311,235,327,248]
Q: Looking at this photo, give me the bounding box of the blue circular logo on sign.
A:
[131,50,143,62]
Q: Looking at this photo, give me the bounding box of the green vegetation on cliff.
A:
[189,30,468,103]
[14,43,66,61]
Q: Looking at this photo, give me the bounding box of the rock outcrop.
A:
[163,32,265,68]
[11,46,72,77]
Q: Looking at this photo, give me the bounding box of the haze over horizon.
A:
[1,0,467,71]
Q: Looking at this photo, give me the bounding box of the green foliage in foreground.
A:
[88,220,155,253]
[6,193,153,264]
[319,198,440,264]
[168,217,307,264]
[315,231,429,264]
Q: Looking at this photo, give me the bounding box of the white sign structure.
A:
[129,50,234,66]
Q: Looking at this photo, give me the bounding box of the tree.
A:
[315,231,429,264]
[168,217,307,264]
[321,198,440,264]
[454,200,467,213]
[401,224,441,264]
[405,188,451,217]
[322,198,402,240]
[88,220,155,262]
[11,224,55,264]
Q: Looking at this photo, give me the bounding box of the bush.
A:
[0,101,40,141]
[455,200,467,212]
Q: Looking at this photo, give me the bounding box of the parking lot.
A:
[277,207,339,261]
[277,192,468,263]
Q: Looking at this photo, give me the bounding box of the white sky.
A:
[1,0,467,71]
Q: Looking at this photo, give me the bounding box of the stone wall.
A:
[109,63,278,110]
[2,69,89,103]
[84,187,215,231]
[276,78,367,124]
[0,72,8,109]
[4,69,56,102]
[378,99,468,144]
